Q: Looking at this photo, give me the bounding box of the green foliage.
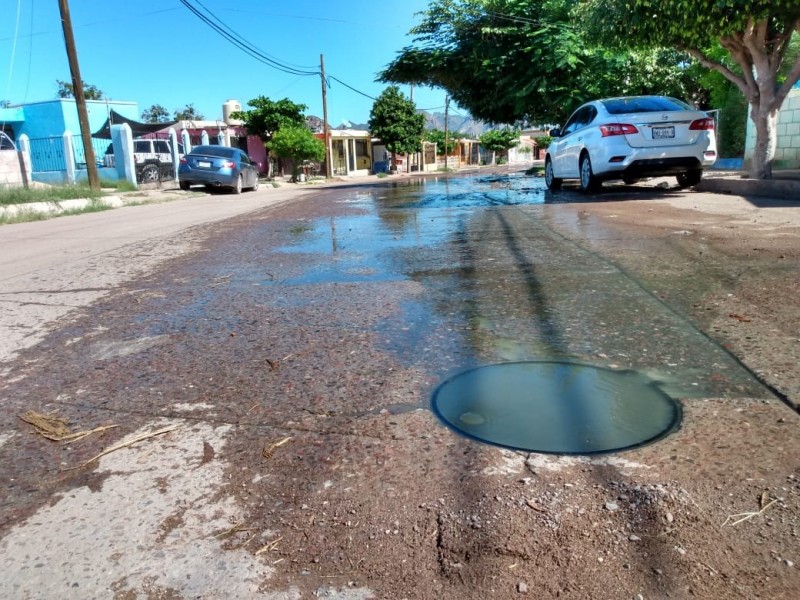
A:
[231,97,308,142]
[173,104,205,121]
[479,129,519,154]
[266,125,326,180]
[0,183,104,206]
[56,80,104,100]
[425,129,461,155]
[141,104,171,123]
[716,87,748,158]
[368,86,425,156]
[535,135,553,149]
[379,0,708,125]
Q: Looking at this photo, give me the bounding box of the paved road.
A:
[0,187,310,365]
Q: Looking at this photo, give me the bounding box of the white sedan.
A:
[544,96,717,192]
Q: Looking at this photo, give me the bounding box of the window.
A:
[154,141,170,154]
[602,96,692,115]
[134,140,150,153]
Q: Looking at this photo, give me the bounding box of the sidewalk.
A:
[698,167,800,199]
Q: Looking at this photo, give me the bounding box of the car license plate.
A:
[652,126,675,139]
[198,160,211,168]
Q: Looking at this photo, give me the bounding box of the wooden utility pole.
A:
[58,0,100,190]
[320,54,332,179]
[443,95,450,170]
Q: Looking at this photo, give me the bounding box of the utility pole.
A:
[58,0,100,190]
[320,54,332,179]
[443,95,450,170]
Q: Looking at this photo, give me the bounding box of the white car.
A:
[544,96,717,192]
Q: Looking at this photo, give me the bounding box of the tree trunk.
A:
[749,101,778,179]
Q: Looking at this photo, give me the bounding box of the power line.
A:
[328,76,376,101]
[179,0,319,77]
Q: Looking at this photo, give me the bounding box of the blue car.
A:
[178,145,260,194]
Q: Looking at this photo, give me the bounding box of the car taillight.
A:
[600,123,638,137]
[223,160,235,168]
[690,117,715,130]
[180,157,188,163]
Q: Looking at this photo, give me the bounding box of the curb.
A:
[697,174,800,200]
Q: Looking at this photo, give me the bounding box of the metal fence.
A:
[27,136,67,172]
[70,136,112,168]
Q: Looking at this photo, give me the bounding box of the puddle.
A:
[432,361,682,455]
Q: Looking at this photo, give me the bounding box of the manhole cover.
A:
[431,361,682,455]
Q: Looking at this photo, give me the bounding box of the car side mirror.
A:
[549,128,561,138]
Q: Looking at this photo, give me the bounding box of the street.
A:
[1,171,799,599]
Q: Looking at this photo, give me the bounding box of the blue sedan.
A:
[178,145,260,194]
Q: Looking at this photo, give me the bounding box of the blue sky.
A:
[1,0,450,126]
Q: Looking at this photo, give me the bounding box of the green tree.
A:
[379,0,706,126]
[368,86,425,171]
[425,129,461,155]
[479,129,519,164]
[581,0,800,178]
[141,104,171,123]
[231,97,308,143]
[56,79,104,100]
[173,103,204,121]
[266,125,326,182]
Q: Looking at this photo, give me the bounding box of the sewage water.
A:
[432,361,682,454]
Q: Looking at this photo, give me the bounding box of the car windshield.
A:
[190,145,236,159]
[601,97,693,115]
[0,133,15,150]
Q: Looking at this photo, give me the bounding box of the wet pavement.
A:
[1,171,798,599]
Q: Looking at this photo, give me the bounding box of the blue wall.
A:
[7,99,138,141]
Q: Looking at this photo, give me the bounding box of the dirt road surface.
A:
[1,172,799,599]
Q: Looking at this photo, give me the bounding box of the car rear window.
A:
[601,97,693,115]
[191,145,236,159]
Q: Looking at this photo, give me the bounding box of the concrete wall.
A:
[4,99,138,142]
[0,150,29,188]
[745,85,800,169]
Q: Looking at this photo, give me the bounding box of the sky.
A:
[0,0,452,126]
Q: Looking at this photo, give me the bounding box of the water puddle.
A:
[432,361,682,454]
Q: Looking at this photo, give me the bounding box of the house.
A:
[0,99,139,172]
[315,129,373,176]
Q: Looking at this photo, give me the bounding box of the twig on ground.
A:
[722,493,778,527]
[65,424,180,470]
[262,436,292,460]
[19,410,119,442]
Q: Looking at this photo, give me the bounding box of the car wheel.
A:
[232,174,243,194]
[179,181,190,191]
[140,164,159,184]
[251,177,259,192]
[544,157,562,190]
[676,169,702,188]
[579,153,600,193]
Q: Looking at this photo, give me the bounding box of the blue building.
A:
[0,99,138,171]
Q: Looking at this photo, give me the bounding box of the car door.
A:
[552,107,585,176]
[559,106,596,178]
[239,152,254,187]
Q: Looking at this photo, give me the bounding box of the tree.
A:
[379,0,707,126]
[266,125,326,182]
[479,129,519,164]
[173,103,204,121]
[141,104,171,123]
[56,79,104,100]
[368,86,425,171]
[425,129,461,156]
[231,96,308,143]
[581,0,800,179]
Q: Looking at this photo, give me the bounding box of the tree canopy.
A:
[581,0,800,177]
[368,86,426,157]
[173,103,205,121]
[379,0,706,126]
[56,80,104,100]
[425,129,461,155]
[141,104,171,123]
[266,125,326,181]
[231,97,308,142]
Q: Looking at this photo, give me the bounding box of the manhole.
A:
[431,361,682,455]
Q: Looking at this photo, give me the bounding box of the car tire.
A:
[622,175,641,185]
[579,153,600,193]
[676,169,702,188]
[140,163,160,184]
[544,157,562,190]
[233,174,243,194]
[179,181,190,191]
[251,177,259,192]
